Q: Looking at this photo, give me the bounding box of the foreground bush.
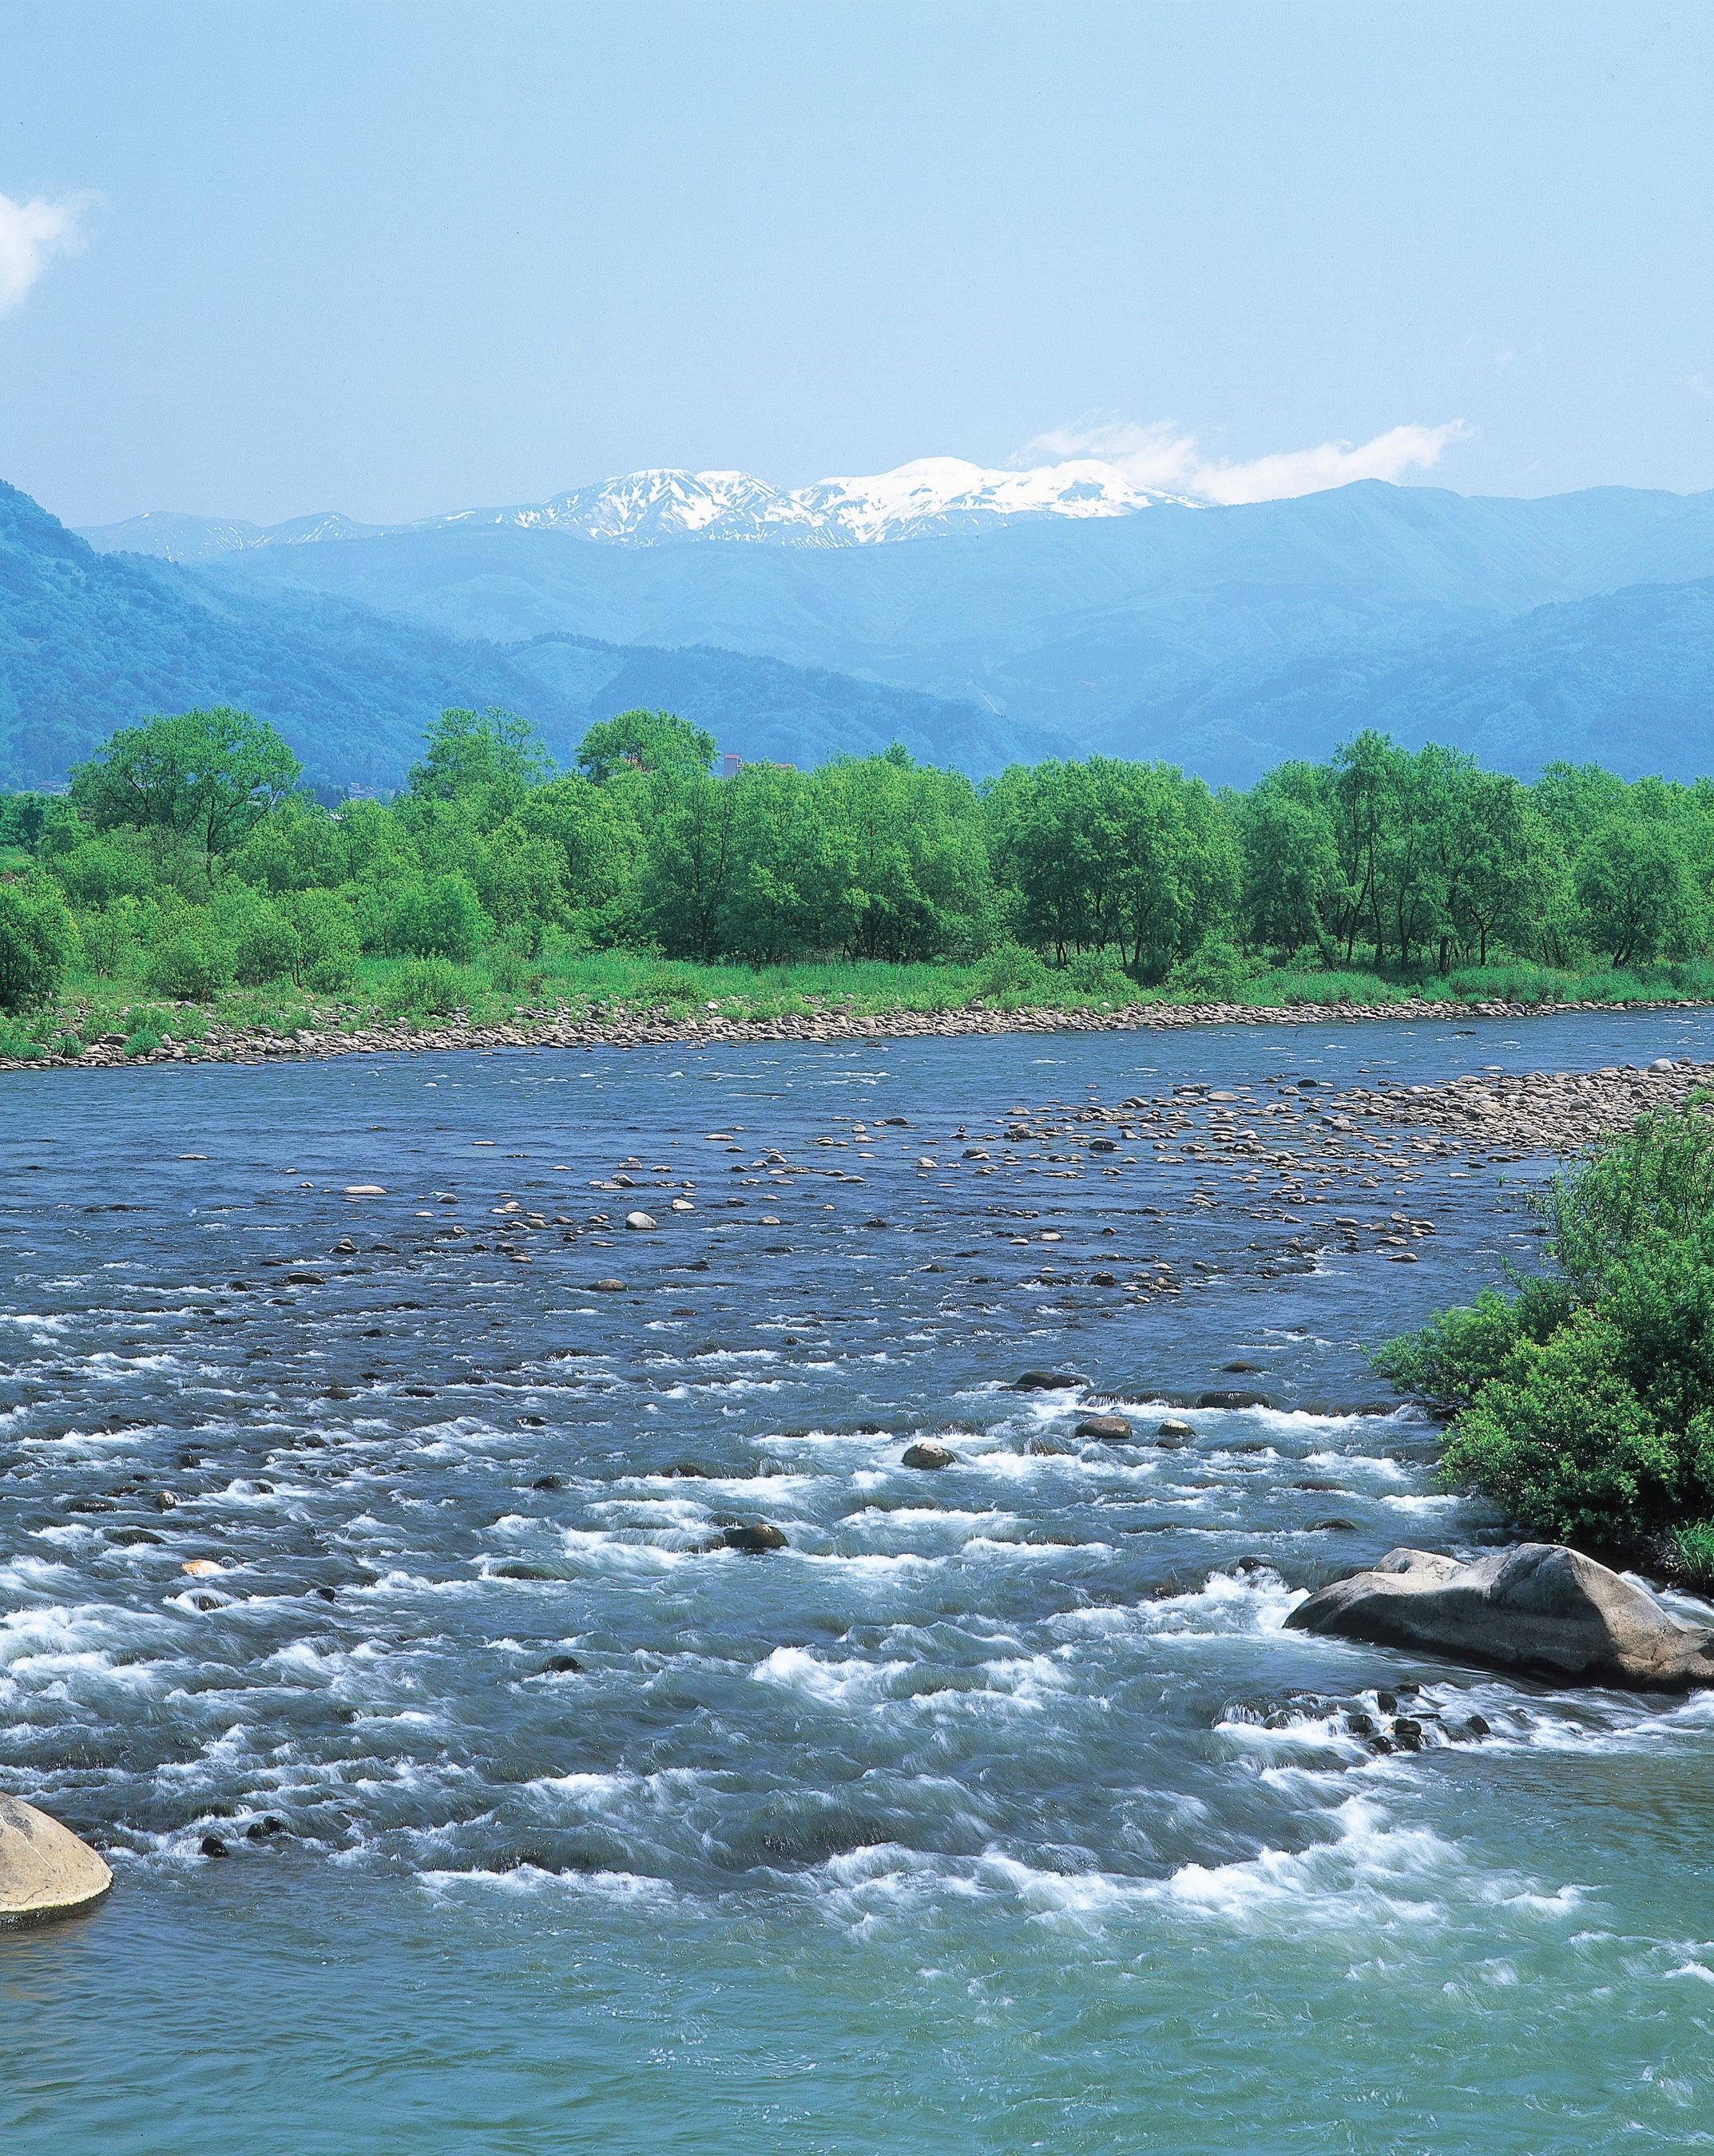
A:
[1377,1106,1714,1563]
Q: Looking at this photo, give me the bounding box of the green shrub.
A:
[1374,1275,1575,1406]
[1541,1106,1714,1295]
[123,1028,161,1056]
[1057,949,1136,1002]
[79,901,141,978]
[387,873,490,964]
[971,942,1051,1005]
[284,889,361,992]
[490,943,548,998]
[144,932,233,1001]
[380,957,470,1017]
[0,874,78,1012]
[639,964,705,1007]
[217,890,301,985]
[1380,1105,1714,1558]
[1163,937,1248,1002]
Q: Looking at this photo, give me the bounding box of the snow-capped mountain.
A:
[79,456,1192,561]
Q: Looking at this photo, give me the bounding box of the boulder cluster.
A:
[1333,1056,1710,1153]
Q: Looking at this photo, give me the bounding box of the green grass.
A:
[11,937,1714,1058]
[1672,1521,1714,1590]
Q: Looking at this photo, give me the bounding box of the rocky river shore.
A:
[4,990,1709,1076]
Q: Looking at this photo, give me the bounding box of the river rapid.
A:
[5,1008,1714,2155]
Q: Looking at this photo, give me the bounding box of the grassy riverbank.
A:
[1377,1100,1714,1587]
[8,945,1714,1063]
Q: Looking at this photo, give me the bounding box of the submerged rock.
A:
[0,1797,113,1926]
[1287,1543,1714,1689]
[1013,1370,1081,1392]
[723,1522,788,1553]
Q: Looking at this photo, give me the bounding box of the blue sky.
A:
[2,0,1708,525]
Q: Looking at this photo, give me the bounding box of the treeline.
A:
[4,702,1714,1012]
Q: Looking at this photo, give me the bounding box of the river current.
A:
[5,1007,1714,2154]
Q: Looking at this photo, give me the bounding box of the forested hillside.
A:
[0,482,1009,789]
[1107,577,1714,783]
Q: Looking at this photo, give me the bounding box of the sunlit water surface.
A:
[5,1009,1714,2154]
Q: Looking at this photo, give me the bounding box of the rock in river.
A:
[1075,1414,1134,1441]
[625,1211,657,1231]
[901,1440,954,1469]
[723,1523,788,1553]
[1013,1370,1081,1392]
[1287,1543,1714,1690]
[0,1796,113,1927]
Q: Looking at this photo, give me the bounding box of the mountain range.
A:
[0,482,1011,793]
[79,456,1186,558]
[17,462,1714,791]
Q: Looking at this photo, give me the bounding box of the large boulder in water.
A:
[0,1796,113,1926]
[1287,1543,1714,1690]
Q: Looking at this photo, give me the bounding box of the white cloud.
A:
[1014,414,1470,505]
[0,191,97,314]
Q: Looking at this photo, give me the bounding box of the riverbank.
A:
[5,989,1712,1074]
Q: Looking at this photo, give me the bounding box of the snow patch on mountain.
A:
[80,455,1194,561]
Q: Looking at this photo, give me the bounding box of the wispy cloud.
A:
[1014,415,1470,505]
[0,190,98,314]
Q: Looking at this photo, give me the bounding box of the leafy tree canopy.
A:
[576,709,716,784]
[406,707,553,801]
[68,707,301,874]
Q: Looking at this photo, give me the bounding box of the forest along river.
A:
[5,1005,1714,2156]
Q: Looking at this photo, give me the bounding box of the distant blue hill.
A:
[1117,576,1714,785]
[0,482,1016,790]
[169,476,1714,779]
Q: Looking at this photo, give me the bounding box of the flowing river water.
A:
[5,1006,1714,2154]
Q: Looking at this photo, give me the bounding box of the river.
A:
[5,1006,1714,2154]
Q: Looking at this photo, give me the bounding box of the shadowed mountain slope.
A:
[0,482,1014,789]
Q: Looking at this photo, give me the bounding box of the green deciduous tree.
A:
[819,751,997,962]
[577,710,716,785]
[985,756,1237,977]
[406,708,552,803]
[69,708,301,880]
[1574,818,1703,966]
